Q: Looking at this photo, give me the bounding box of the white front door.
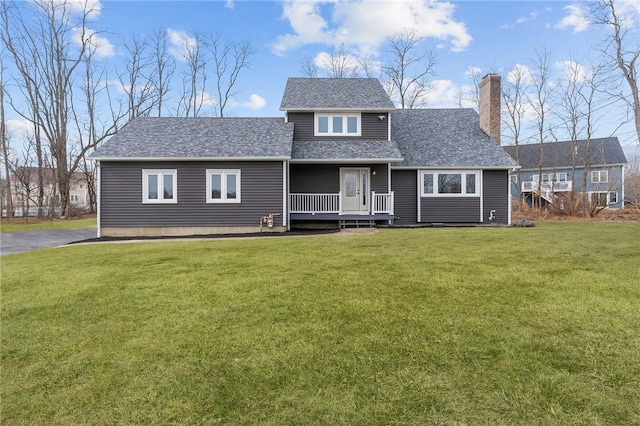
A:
[341,168,370,213]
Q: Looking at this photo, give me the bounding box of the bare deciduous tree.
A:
[625,156,640,206]
[73,39,127,213]
[526,49,553,209]
[0,55,14,217]
[502,64,531,200]
[1,0,98,218]
[590,0,640,144]
[151,29,175,117]
[382,28,437,109]
[119,34,158,120]
[209,34,253,117]
[176,32,209,117]
[300,56,319,78]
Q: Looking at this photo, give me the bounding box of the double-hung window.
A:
[591,170,608,183]
[421,171,480,196]
[207,169,241,203]
[143,170,177,203]
[315,113,361,136]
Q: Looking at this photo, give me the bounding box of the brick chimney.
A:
[479,73,501,144]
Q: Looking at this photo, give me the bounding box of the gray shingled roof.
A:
[90,117,294,160]
[280,78,395,111]
[503,137,627,170]
[292,140,403,162]
[391,109,518,168]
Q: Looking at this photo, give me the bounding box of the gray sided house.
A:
[91,75,517,237]
[504,138,627,210]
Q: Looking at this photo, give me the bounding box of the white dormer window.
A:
[315,113,361,136]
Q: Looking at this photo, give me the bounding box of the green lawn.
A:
[0,217,96,233]
[1,222,639,424]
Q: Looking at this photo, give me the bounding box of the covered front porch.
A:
[289,191,395,225]
[288,163,395,227]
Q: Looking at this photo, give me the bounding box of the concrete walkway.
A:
[1,228,97,256]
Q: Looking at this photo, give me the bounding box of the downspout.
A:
[283,160,289,231]
[96,161,101,238]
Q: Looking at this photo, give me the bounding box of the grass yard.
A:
[1,222,639,424]
[0,217,96,233]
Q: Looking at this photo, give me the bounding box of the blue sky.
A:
[4,0,640,159]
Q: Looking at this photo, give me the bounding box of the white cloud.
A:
[225,0,234,9]
[198,91,216,107]
[72,27,114,58]
[506,64,534,86]
[239,94,267,110]
[5,119,33,141]
[464,66,482,78]
[556,4,590,33]
[555,60,590,83]
[271,0,472,56]
[420,79,464,108]
[48,0,102,19]
[501,10,539,29]
[167,29,198,60]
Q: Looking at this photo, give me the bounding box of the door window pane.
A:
[345,173,357,197]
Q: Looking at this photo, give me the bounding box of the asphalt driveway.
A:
[1,228,97,256]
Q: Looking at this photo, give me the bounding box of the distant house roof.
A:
[280,78,396,111]
[391,109,518,169]
[90,117,294,160]
[503,137,627,170]
[291,140,403,163]
[11,167,86,183]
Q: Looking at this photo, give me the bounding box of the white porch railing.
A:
[522,181,572,193]
[289,193,341,214]
[289,192,394,215]
[371,191,394,214]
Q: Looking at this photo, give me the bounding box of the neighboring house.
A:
[90,75,517,237]
[7,167,90,216]
[504,138,627,210]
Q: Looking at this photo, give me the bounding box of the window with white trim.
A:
[143,170,177,203]
[591,170,608,183]
[591,191,618,207]
[542,172,568,183]
[70,195,79,202]
[421,171,480,196]
[207,169,241,203]
[315,113,361,136]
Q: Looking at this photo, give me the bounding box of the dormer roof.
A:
[280,78,395,111]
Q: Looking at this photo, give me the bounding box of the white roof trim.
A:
[90,156,291,162]
[291,158,403,164]
[391,165,519,170]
